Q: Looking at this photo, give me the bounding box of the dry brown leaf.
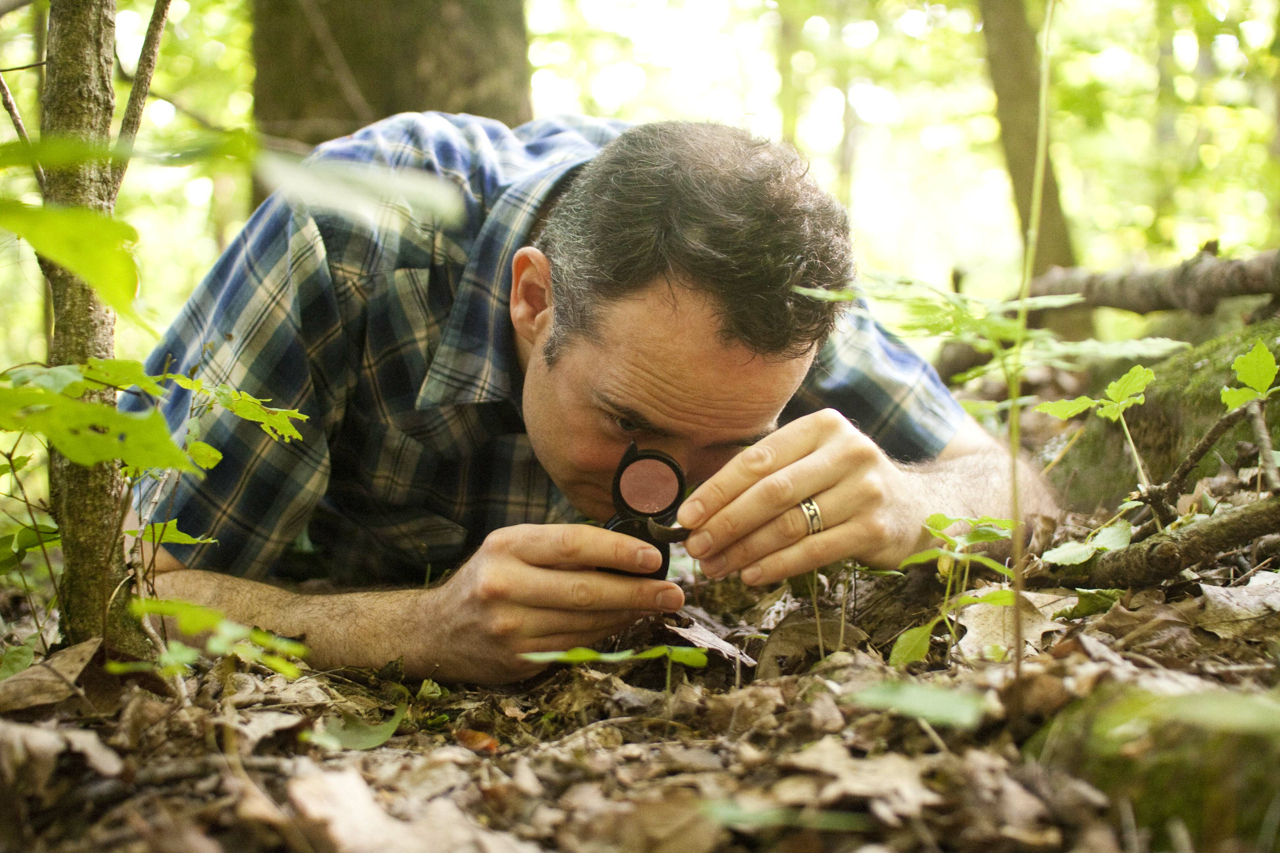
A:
[215,710,307,755]
[1195,573,1280,640]
[0,638,101,714]
[778,735,943,826]
[956,590,1067,661]
[455,728,500,754]
[665,620,757,667]
[0,718,122,803]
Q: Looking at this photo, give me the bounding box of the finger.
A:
[514,608,649,639]
[689,434,875,563]
[516,625,628,655]
[491,563,685,613]
[700,477,866,578]
[496,524,663,574]
[677,424,820,532]
[736,516,887,586]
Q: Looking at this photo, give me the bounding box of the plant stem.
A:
[1248,400,1279,493]
[810,568,825,659]
[1004,0,1058,689]
[110,0,172,198]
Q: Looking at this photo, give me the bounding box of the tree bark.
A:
[40,0,147,656]
[251,0,532,149]
[977,0,1075,276]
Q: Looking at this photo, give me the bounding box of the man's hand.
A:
[677,409,1052,586]
[421,524,684,683]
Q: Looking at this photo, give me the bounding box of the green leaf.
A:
[6,364,86,394]
[255,151,465,226]
[888,622,936,666]
[1034,396,1098,420]
[0,387,195,473]
[520,647,629,664]
[851,681,985,729]
[1105,365,1155,405]
[1096,395,1142,422]
[417,679,449,702]
[187,440,223,470]
[0,136,113,172]
[12,524,57,552]
[319,703,407,750]
[212,386,306,442]
[1221,386,1262,411]
[205,621,251,654]
[156,640,201,676]
[953,589,1017,608]
[664,646,709,667]
[899,547,948,568]
[1053,589,1123,621]
[1042,539,1098,566]
[0,454,32,477]
[1232,341,1278,394]
[1091,522,1132,552]
[1116,500,1143,512]
[0,644,33,680]
[129,598,226,635]
[247,628,308,659]
[81,358,166,396]
[126,524,217,546]
[0,202,146,327]
[700,801,872,832]
[258,654,301,680]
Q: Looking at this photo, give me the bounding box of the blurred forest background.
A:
[3,0,1278,367]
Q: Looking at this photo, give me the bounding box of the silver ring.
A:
[798,497,823,535]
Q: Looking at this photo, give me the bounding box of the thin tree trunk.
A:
[33,1,51,359]
[251,0,532,149]
[40,0,147,656]
[775,4,802,147]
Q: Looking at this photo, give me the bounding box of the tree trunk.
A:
[977,0,1076,276]
[40,0,148,657]
[251,0,532,149]
[774,5,802,147]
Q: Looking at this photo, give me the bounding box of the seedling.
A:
[1035,364,1156,490]
[1221,340,1278,411]
[521,644,708,694]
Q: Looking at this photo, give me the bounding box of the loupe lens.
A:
[617,457,681,515]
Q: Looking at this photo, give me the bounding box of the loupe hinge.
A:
[645,517,692,543]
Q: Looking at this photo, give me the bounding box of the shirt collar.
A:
[416,158,588,410]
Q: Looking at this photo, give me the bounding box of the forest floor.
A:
[3,455,1280,852]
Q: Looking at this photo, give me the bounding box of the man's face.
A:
[519,279,814,522]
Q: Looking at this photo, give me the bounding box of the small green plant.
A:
[104,598,308,679]
[1034,364,1156,490]
[1041,518,1134,566]
[521,644,708,693]
[889,513,1016,667]
[1221,340,1278,411]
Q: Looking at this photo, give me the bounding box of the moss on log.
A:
[1048,317,1280,511]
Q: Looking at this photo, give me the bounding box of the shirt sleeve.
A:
[782,304,966,462]
[123,195,358,578]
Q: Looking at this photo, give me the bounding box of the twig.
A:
[0,70,43,193]
[1248,400,1279,493]
[294,0,377,124]
[0,0,32,20]
[1152,404,1251,505]
[0,60,44,73]
[110,0,172,199]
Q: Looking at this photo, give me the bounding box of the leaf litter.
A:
[3,493,1280,852]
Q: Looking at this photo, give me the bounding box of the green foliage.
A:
[888,622,937,667]
[0,202,147,329]
[1042,521,1133,566]
[0,642,34,680]
[520,645,708,667]
[116,598,308,680]
[1053,589,1124,621]
[850,680,985,729]
[125,524,216,546]
[701,801,871,832]
[307,702,409,751]
[1036,365,1155,423]
[1221,340,1279,410]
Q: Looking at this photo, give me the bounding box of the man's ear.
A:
[510,247,554,347]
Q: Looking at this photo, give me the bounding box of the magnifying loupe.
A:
[599,442,691,581]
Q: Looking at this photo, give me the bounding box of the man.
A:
[129,113,1054,684]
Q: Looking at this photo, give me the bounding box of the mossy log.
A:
[1029,685,1280,850]
[1049,317,1280,511]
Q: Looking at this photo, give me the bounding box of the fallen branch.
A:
[1047,495,1280,589]
[1031,243,1280,315]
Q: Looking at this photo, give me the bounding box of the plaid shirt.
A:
[127,112,965,582]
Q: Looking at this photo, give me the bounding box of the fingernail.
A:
[700,554,725,576]
[742,567,762,585]
[656,588,683,611]
[638,548,662,571]
[678,499,704,528]
[686,531,712,557]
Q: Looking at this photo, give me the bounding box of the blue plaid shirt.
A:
[128,112,964,581]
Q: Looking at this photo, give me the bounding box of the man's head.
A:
[511,121,853,521]
[533,120,852,363]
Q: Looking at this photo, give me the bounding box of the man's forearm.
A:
[152,570,437,676]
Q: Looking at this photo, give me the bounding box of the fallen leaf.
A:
[665,620,757,667]
[1195,573,1280,640]
[779,736,943,826]
[215,710,307,755]
[0,718,122,802]
[318,702,406,751]
[0,638,101,714]
[956,589,1067,661]
[456,728,500,754]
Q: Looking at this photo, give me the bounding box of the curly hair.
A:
[534,120,852,363]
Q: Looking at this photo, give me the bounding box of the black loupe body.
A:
[599,442,690,581]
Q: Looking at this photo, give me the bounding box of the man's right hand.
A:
[418,524,685,684]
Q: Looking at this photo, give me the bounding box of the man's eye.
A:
[614,416,640,433]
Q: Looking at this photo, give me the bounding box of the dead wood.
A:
[1030,243,1280,315]
[1046,495,1280,589]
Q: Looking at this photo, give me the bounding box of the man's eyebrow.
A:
[593,390,777,447]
